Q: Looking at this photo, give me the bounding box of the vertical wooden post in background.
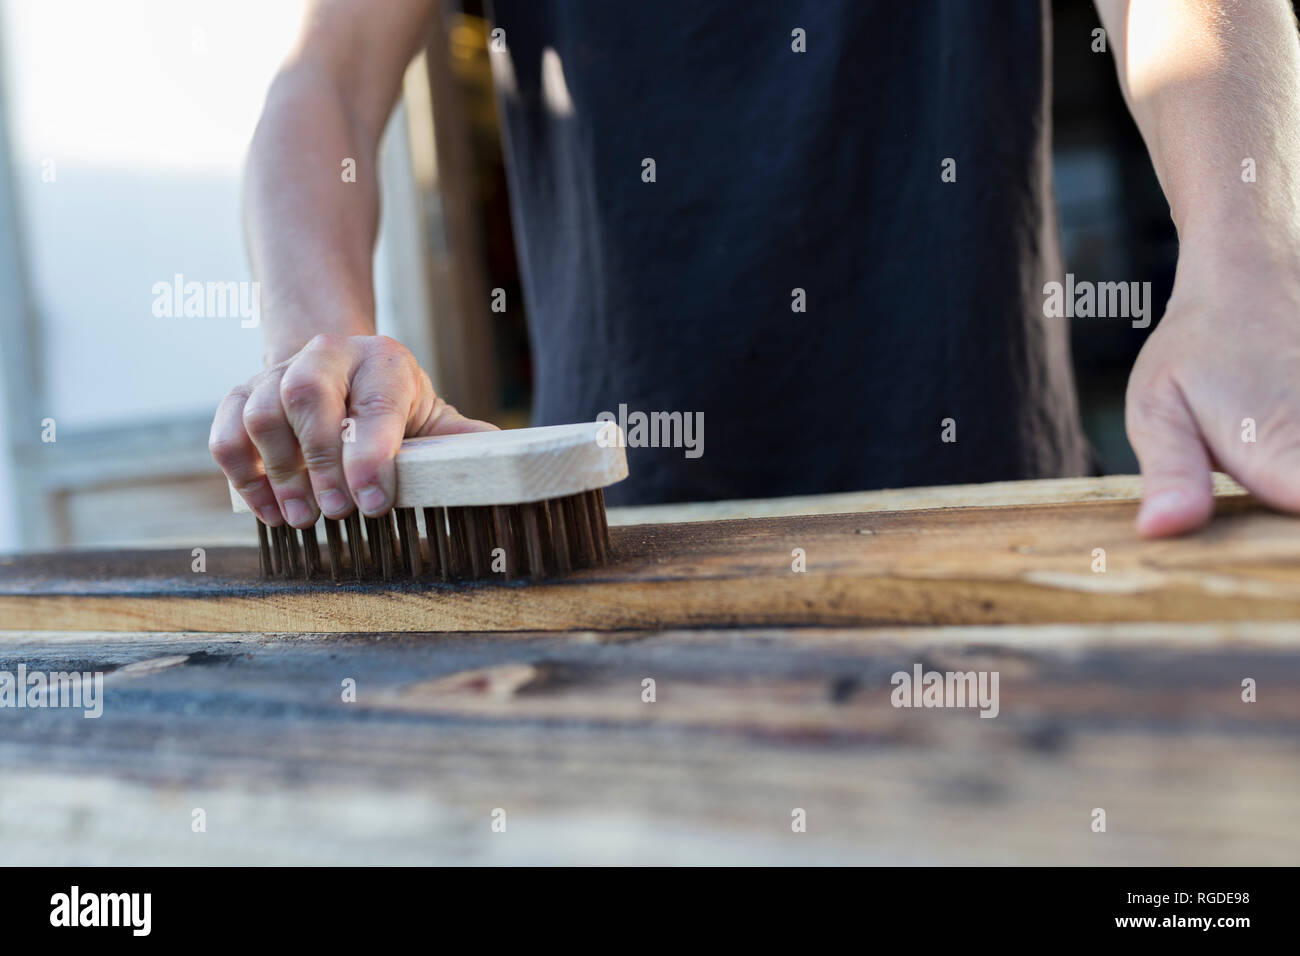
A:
[400,1,500,424]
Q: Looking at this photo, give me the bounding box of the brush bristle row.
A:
[256,488,611,583]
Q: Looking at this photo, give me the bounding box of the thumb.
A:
[1126,377,1215,538]
[414,398,500,437]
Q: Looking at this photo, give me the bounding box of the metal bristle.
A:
[398,508,421,578]
[377,513,396,580]
[256,489,614,584]
[257,519,272,577]
[547,498,571,575]
[520,502,546,580]
[586,490,608,564]
[431,506,452,581]
[345,512,365,580]
[272,525,284,577]
[446,508,467,578]
[324,518,343,581]
[363,517,380,576]
[567,493,596,568]
[491,505,512,578]
[301,524,320,580]
[422,508,443,580]
[285,525,303,577]
[464,507,484,578]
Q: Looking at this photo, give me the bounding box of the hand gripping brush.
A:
[231,421,627,582]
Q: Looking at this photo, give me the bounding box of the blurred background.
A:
[0,0,1211,551]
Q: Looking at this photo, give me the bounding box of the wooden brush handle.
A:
[231,421,627,512]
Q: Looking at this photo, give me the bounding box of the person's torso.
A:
[488,0,1091,505]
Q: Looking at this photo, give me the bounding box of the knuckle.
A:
[305,332,347,353]
[341,434,396,472]
[350,390,404,420]
[300,442,341,471]
[232,477,269,501]
[262,459,303,484]
[208,432,247,468]
[220,382,252,405]
[366,336,413,370]
[242,399,286,438]
[260,356,293,379]
[279,374,326,415]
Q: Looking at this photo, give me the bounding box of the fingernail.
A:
[282,497,315,526]
[317,489,348,515]
[256,505,283,527]
[1141,489,1187,518]
[356,485,389,514]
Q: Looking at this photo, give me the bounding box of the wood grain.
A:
[2,624,1295,864]
[5,476,1295,865]
[5,489,1300,632]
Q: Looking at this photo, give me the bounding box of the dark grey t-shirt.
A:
[489,0,1092,505]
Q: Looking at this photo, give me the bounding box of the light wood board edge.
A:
[608,473,1248,526]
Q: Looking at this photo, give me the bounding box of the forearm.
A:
[243,64,382,365]
[1095,0,1300,265]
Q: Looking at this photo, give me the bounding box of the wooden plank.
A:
[1,626,1296,864]
[70,472,1245,547]
[3,491,1300,632]
[609,471,1248,525]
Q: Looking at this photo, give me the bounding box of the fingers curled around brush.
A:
[341,342,424,516]
[280,336,353,518]
[209,384,282,526]
[242,366,319,529]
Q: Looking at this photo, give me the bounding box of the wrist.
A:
[262,308,374,366]
[1177,189,1300,262]
[1177,218,1300,282]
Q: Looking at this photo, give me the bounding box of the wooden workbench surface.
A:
[0,475,1293,632]
[2,622,1298,865]
[1,475,1297,865]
